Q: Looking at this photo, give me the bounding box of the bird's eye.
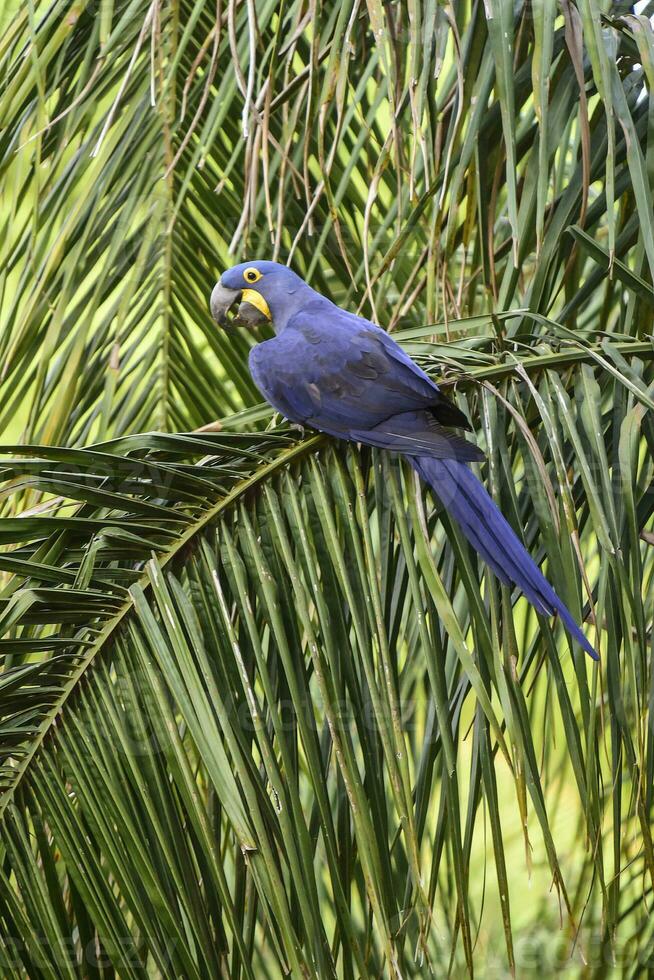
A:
[244,267,262,283]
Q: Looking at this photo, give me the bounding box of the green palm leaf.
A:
[0,333,651,974]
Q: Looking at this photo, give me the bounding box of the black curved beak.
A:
[210,280,271,328]
[210,282,241,325]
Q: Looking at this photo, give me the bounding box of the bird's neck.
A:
[268,284,330,333]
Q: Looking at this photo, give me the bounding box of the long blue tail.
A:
[411,455,598,660]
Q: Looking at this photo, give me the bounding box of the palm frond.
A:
[0,331,652,974]
[1,1,654,442]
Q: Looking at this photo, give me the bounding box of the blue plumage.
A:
[213,261,598,660]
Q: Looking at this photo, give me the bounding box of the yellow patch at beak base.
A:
[242,288,271,320]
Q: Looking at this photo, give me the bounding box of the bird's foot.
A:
[289,422,306,438]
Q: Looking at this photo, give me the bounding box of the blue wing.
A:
[249,302,481,461]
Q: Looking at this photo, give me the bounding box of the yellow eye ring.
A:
[243,266,262,284]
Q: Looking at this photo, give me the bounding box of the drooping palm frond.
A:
[1,1,654,443]
[0,325,652,976]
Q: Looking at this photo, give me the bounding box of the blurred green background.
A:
[1,1,654,976]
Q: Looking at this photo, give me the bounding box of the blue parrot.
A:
[210,260,598,661]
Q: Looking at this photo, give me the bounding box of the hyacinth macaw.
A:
[210,261,598,660]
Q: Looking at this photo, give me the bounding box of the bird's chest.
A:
[248,335,321,424]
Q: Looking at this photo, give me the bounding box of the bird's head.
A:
[210,261,307,329]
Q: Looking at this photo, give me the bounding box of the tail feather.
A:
[411,455,599,661]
